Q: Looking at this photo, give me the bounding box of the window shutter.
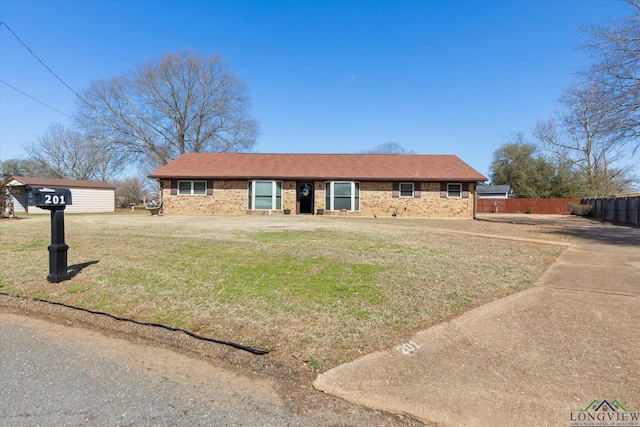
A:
[462,183,469,198]
[207,179,214,196]
[440,182,447,198]
[171,180,177,195]
[392,182,399,198]
[414,182,421,198]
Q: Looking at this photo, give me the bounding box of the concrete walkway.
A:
[314,219,640,426]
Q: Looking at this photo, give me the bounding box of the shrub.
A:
[568,203,592,216]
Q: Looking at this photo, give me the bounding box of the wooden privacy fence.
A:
[476,198,582,215]
[582,196,640,226]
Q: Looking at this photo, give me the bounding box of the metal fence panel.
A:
[583,196,640,226]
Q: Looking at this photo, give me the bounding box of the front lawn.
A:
[0,214,569,371]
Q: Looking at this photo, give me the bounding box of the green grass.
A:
[0,214,569,371]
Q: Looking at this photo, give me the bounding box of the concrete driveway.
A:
[314,218,640,426]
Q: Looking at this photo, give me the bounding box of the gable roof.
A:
[148,153,487,182]
[7,176,116,189]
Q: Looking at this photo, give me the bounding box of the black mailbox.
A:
[29,187,73,282]
[32,187,72,209]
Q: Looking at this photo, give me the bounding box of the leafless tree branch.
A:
[75,50,260,168]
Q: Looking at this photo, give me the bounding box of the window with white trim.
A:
[447,183,462,198]
[247,180,282,210]
[325,181,360,211]
[399,183,414,198]
[178,181,206,195]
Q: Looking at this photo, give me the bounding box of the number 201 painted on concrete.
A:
[397,341,422,355]
[44,194,66,205]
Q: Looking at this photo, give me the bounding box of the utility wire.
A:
[0,20,91,110]
[0,19,120,131]
[0,79,74,119]
[0,20,161,144]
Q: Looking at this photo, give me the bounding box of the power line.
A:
[0,20,149,142]
[0,21,91,109]
[0,79,74,119]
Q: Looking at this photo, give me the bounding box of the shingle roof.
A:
[148,153,487,182]
[8,176,116,189]
[477,184,512,194]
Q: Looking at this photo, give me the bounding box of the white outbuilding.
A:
[6,176,116,214]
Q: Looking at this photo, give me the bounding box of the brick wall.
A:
[159,179,476,218]
[355,182,474,218]
[160,179,248,215]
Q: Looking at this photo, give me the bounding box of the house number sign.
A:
[43,194,67,205]
[33,187,72,208]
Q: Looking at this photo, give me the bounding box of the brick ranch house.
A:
[148,153,487,218]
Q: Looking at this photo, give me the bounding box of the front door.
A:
[297,182,314,214]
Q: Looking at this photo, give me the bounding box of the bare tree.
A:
[1,158,64,179]
[361,141,416,154]
[533,79,636,197]
[115,177,148,207]
[583,1,640,152]
[25,124,126,181]
[75,50,260,168]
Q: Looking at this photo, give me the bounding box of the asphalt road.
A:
[0,312,418,427]
[0,313,310,426]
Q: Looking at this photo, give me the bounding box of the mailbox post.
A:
[31,187,73,283]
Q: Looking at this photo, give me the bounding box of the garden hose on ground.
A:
[0,292,269,355]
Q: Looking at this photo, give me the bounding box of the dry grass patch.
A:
[0,214,574,372]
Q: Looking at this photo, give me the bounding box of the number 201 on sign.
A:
[397,341,422,355]
[44,194,66,205]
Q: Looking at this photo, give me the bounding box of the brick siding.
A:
[159,179,476,218]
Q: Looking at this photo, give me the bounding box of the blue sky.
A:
[0,0,630,178]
